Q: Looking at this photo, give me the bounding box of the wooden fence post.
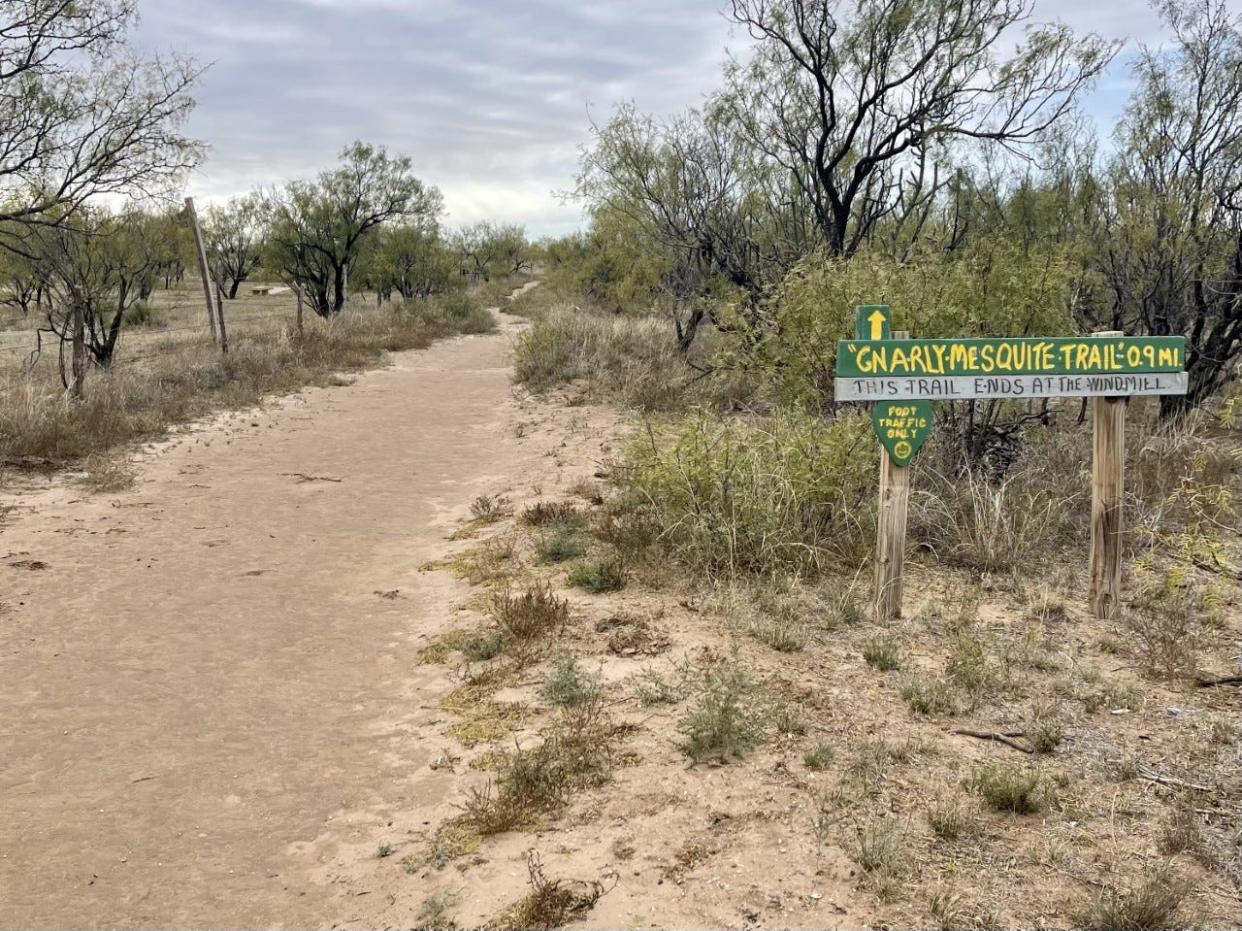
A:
[1088,330,1127,619]
[874,329,911,621]
[214,283,229,355]
[184,197,219,345]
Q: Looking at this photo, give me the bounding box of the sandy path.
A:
[0,312,534,928]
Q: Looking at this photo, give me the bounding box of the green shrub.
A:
[535,530,588,564]
[492,585,569,640]
[969,764,1049,814]
[541,654,602,708]
[678,665,767,763]
[863,635,901,671]
[123,300,164,327]
[619,410,877,577]
[926,796,980,840]
[568,558,626,593]
[748,240,1077,412]
[900,677,959,716]
[1074,865,1190,931]
[803,743,835,771]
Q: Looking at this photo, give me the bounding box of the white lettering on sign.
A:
[835,372,1189,402]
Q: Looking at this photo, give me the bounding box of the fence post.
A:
[293,284,305,337]
[184,197,219,346]
[214,283,229,355]
[70,300,86,399]
[1088,330,1127,619]
[874,328,911,621]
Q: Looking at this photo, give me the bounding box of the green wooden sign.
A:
[855,304,891,342]
[837,335,1185,378]
[873,401,932,466]
[836,335,1189,401]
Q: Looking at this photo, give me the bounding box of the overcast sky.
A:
[134,0,1174,237]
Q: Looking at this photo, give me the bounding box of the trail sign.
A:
[835,335,1188,401]
[873,401,932,467]
[856,304,891,341]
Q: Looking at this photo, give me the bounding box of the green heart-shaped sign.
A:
[872,400,933,466]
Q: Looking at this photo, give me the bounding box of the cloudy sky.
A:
[133,0,1174,237]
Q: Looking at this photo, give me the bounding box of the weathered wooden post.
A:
[1088,330,1126,619]
[874,336,911,622]
[184,197,219,345]
[214,283,229,355]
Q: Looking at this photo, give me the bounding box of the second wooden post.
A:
[1088,331,1127,619]
[874,328,911,621]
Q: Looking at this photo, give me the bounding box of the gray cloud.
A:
[134,0,1170,236]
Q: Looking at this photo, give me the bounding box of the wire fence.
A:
[0,302,303,396]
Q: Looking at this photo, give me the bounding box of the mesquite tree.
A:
[264,143,441,317]
[204,194,266,299]
[1101,0,1242,415]
[719,0,1116,257]
[0,0,200,257]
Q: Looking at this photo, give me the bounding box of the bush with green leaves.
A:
[743,239,1078,413]
[541,654,602,708]
[677,665,767,763]
[568,558,626,594]
[619,410,877,577]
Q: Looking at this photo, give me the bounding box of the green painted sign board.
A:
[855,304,891,342]
[873,401,932,466]
[837,335,1186,379]
[836,334,1189,402]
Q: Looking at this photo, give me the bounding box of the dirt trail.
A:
[0,309,542,928]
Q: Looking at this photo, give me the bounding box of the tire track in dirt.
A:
[0,310,540,928]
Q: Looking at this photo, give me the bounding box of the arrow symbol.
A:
[868,310,886,341]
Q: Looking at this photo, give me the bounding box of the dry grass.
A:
[491,584,569,642]
[1074,864,1192,931]
[0,293,491,470]
[462,697,621,836]
[488,851,609,930]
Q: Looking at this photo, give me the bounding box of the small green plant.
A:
[536,530,588,564]
[1028,703,1064,754]
[773,702,807,736]
[376,842,394,858]
[969,764,1048,814]
[459,630,506,662]
[568,558,626,594]
[678,665,767,763]
[416,889,461,930]
[855,820,905,902]
[470,494,510,523]
[945,630,993,695]
[748,618,807,653]
[900,677,959,716]
[520,500,583,528]
[492,584,569,641]
[862,635,901,671]
[633,666,686,706]
[1074,864,1190,931]
[803,742,835,771]
[926,795,980,840]
[123,300,164,327]
[541,653,602,708]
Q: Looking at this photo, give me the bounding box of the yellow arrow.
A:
[868,310,886,341]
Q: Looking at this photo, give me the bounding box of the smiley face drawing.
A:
[894,440,913,462]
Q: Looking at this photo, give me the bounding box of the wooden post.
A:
[293,284,305,337]
[874,329,911,621]
[70,300,86,399]
[184,197,218,345]
[1089,330,1127,619]
[214,283,229,355]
